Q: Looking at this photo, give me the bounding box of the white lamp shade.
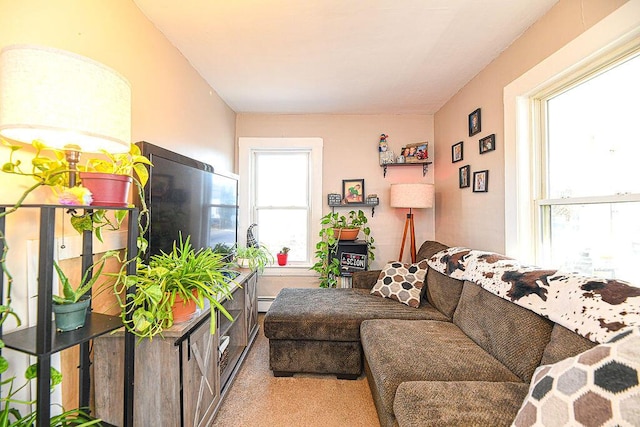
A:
[390,183,434,209]
[0,45,131,153]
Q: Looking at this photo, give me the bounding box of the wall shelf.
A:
[328,202,379,216]
[381,161,432,177]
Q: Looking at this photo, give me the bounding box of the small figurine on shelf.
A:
[378,133,395,165]
[379,134,388,152]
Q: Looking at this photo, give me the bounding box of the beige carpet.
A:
[212,315,381,427]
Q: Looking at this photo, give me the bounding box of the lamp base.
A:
[398,210,417,263]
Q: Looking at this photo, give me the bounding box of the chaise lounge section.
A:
[264,241,639,426]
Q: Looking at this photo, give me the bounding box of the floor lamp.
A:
[390,183,434,263]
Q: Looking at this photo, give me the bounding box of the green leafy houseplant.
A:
[234,244,274,274]
[52,251,116,305]
[113,234,235,340]
[1,139,151,249]
[311,210,375,288]
[0,362,100,426]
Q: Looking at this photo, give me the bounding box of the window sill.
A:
[263,266,316,277]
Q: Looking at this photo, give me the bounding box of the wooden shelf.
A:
[328,202,379,216]
[381,161,432,177]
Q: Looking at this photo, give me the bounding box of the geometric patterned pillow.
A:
[370,260,428,308]
[512,326,640,427]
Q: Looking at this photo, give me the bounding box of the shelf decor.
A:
[342,179,365,204]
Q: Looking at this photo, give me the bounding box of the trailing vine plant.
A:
[310,210,375,288]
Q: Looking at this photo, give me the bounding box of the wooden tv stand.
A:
[93,269,258,426]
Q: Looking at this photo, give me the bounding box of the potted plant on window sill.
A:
[311,210,375,288]
[112,234,235,340]
[277,247,290,266]
[234,244,274,274]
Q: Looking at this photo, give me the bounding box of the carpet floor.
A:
[212,315,381,427]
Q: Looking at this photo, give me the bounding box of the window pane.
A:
[549,202,640,284]
[255,152,309,206]
[256,209,308,262]
[547,54,640,198]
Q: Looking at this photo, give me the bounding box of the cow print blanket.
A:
[427,247,640,343]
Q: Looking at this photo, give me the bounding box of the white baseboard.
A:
[258,296,276,312]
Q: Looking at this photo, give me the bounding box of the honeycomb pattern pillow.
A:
[370,260,428,308]
[512,326,640,427]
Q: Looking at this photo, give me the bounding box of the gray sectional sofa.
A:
[263,241,635,426]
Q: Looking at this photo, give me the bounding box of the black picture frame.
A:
[452,141,463,163]
[342,179,365,204]
[468,108,481,137]
[479,134,496,154]
[459,165,470,188]
[473,170,489,193]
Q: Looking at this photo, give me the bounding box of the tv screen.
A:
[136,141,238,259]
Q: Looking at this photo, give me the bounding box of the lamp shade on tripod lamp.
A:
[0,45,132,186]
[390,183,434,263]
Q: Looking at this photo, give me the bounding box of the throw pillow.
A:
[370,260,428,308]
[512,326,640,427]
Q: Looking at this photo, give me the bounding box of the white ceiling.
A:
[134,0,558,115]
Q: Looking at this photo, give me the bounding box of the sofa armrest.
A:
[394,381,528,427]
[351,270,381,289]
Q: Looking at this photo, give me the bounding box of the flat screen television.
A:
[135,141,238,260]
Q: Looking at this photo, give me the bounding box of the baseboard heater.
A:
[258,296,276,312]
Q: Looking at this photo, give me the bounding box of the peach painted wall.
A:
[433,0,628,253]
[0,0,235,381]
[237,114,433,291]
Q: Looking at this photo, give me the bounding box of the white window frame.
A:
[504,2,640,263]
[238,137,323,275]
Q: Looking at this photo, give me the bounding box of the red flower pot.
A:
[79,172,132,207]
[277,253,288,266]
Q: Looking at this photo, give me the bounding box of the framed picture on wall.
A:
[479,134,496,154]
[452,141,463,163]
[459,165,470,188]
[468,108,481,136]
[473,170,489,193]
[342,179,365,203]
[403,142,429,163]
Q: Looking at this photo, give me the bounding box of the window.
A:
[238,138,323,270]
[535,51,640,283]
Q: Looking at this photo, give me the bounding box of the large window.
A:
[238,138,323,269]
[535,51,640,283]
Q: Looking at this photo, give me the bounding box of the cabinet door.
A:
[245,272,258,336]
[182,321,220,427]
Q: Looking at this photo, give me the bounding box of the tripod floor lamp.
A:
[390,183,434,263]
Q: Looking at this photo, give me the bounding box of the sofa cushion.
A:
[361,319,521,415]
[513,327,640,427]
[425,268,464,320]
[416,240,450,262]
[394,381,529,427]
[370,260,428,308]
[453,281,553,382]
[540,323,596,366]
[264,288,448,342]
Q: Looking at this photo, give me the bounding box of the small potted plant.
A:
[235,244,274,274]
[277,247,290,266]
[1,138,152,247]
[113,234,235,339]
[80,143,152,207]
[51,251,116,332]
[311,210,375,288]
